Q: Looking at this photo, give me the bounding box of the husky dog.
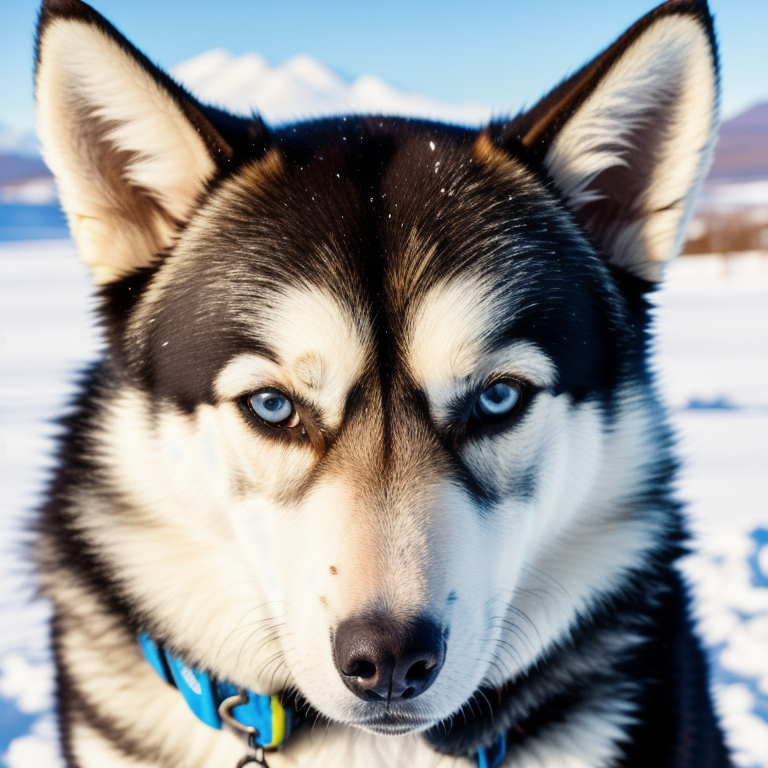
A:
[34,0,730,765]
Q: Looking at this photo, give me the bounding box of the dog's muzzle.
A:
[333,613,446,702]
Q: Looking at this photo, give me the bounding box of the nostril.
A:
[405,658,435,683]
[346,658,377,682]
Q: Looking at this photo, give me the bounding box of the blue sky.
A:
[1,0,766,135]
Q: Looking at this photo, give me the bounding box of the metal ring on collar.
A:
[219,689,260,739]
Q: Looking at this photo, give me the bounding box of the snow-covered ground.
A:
[0,241,766,767]
[653,252,768,767]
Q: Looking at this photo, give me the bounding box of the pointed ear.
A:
[35,0,240,284]
[496,0,719,282]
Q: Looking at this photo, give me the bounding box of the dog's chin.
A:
[287,686,439,736]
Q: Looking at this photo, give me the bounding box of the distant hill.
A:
[0,153,50,186]
[0,153,56,206]
[708,103,768,182]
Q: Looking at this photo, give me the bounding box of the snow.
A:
[698,180,768,211]
[0,656,55,716]
[0,241,766,767]
[652,252,768,767]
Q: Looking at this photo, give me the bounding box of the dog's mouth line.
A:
[344,706,435,734]
[361,724,426,735]
[351,717,433,736]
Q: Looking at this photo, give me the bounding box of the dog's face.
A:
[112,127,651,732]
[35,0,718,737]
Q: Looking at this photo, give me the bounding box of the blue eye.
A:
[475,381,522,420]
[247,389,298,426]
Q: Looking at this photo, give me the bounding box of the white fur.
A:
[36,19,218,283]
[278,477,494,729]
[407,275,490,405]
[84,388,292,695]
[72,724,158,768]
[544,15,718,280]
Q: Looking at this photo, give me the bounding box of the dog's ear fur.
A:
[35,0,251,284]
[494,0,719,282]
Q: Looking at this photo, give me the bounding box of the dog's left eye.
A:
[473,381,524,422]
[246,389,300,428]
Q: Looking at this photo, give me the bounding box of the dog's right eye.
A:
[245,389,300,428]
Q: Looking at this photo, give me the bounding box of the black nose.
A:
[334,613,445,702]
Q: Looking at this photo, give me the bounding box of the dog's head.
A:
[36,0,718,736]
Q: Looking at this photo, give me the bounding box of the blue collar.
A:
[138,634,291,751]
[139,633,507,767]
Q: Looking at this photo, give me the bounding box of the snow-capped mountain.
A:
[171,49,492,126]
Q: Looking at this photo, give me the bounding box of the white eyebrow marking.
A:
[215,285,372,428]
[406,277,555,423]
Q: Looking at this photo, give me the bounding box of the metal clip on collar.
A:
[219,690,269,768]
